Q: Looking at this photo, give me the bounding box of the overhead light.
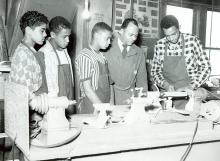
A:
[82,0,91,20]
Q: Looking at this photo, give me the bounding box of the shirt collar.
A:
[117,37,130,52]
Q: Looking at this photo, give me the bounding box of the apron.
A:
[49,41,74,114]
[21,42,48,138]
[79,48,110,114]
[162,34,191,109]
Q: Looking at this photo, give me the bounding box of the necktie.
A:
[122,44,127,58]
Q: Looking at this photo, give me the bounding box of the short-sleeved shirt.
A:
[9,43,42,93]
[75,48,107,96]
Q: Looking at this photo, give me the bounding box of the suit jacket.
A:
[104,37,148,104]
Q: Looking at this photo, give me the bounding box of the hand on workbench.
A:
[200,101,220,122]
[193,88,208,100]
[210,77,220,86]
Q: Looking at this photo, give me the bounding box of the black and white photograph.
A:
[0,0,220,161]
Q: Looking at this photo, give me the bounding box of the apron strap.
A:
[182,34,185,55]
[48,40,62,65]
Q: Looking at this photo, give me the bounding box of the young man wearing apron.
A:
[39,16,74,114]
[151,15,211,109]
[75,22,112,114]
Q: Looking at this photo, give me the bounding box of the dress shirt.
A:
[117,38,130,53]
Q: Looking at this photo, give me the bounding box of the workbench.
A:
[4,83,220,161]
[25,113,220,161]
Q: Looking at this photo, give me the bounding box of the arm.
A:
[151,43,169,88]
[191,37,211,89]
[75,53,102,103]
[9,47,47,113]
[136,51,148,91]
[82,80,102,104]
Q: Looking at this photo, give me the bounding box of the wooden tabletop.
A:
[26,111,220,161]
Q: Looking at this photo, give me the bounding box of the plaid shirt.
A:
[151,33,211,89]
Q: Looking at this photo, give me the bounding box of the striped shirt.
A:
[75,47,106,96]
[151,33,211,89]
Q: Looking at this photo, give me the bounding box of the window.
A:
[206,49,220,75]
[206,11,220,48]
[166,5,193,34]
[205,11,220,75]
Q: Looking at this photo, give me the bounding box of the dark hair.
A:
[49,16,71,33]
[160,15,179,29]
[20,11,48,34]
[91,22,112,39]
[121,18,138,29]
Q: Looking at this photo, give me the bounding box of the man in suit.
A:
[105,18,148,105]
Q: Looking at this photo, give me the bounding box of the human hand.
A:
[200,101,220,122]
[167,85,175,92]
[29,93,49,114]
[163,82,175,92]
[210,77,220,86]
[193,88,208,100]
